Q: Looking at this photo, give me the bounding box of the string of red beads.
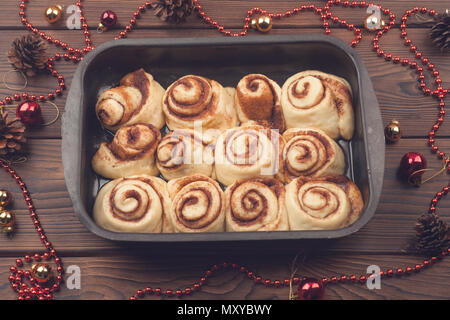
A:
[1,160,64,300]
[130,248,449,300]
[3,0,449,300]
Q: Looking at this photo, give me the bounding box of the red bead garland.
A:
[2,0,448,300]
[1,160,64,300]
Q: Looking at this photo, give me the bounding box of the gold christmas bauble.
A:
[2,226,14,234]
[97,22,108,32]
[384,120,402,143]
[250,18,258,30]
[0,210,14,227]
[45,5,63,24]
[0,190,12,207]
[31,263,54,283]
[364,15,386,31]
[256,15,273,33]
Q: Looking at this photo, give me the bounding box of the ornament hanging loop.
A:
[408,158,449,186]
[2,70,27,91]
[41,101,60,126]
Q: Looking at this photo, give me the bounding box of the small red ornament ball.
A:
[16,101,42,126]
[297,278,324,300]
[100,10,117,28]
[400,152,427,185]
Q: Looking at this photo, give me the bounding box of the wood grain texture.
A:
[0,0,448,300]
[0,254,448,300]
[0,27,449,139]
[0,0,448,29]
[0,138,448,254]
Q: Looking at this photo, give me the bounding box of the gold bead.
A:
[256,15,273,33]
[31,263,54,283]
[384,120,402,143]
[364,15,386,31]
[0,210,14,227]
[45,5,63,24]
[2,226,14,234]
[0,190,12,207]
[97,22,107,32]
[250,18,258,30]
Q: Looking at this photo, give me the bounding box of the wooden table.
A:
[0,0,449,300]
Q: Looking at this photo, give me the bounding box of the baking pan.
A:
[62,35,384,242]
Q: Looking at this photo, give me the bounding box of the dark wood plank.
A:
[0,254,448,300]
[0,0,447,28]
[0,28,449,139]
[0,138,448,254]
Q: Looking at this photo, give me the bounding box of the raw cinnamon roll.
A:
[162,75,238,131]
[235,74,285,131]
[285,175,364,230]
[92,123,161,179]
[282,128,345,182]
[167,175,225,233]
[156,129,215,181]
[215,124,285,186]
[281,70,354,140]
[93,175,171,233]
[225,177,289,232]
[95,68,165,131]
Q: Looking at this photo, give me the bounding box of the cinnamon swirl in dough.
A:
[167,175,225,233]
[282,128,345,182]
[92,123,161,179]
[285,175,363,230]
[93,175,171,233]
[215,124,285,186]
[156,129,215,181]
[225,177,289,232]
[235,74,285,131]
[95,69,165,131]
[281,70,354,140]
[162,75,238,131]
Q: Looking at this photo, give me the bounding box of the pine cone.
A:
[0,112,27,156]
[414,213,449,256]
[430,11,450,52]
[151,0,194,23]
[7,34,47,77]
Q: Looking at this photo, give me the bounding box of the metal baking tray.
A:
[62,35,384,242]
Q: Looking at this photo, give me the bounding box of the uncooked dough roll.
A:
[225,177,289,232]
[162,75,237,131]
[215,124,285,186]
[95,68,165,131]
[281,70,354,140]
[93,175,171,233]
[156,129,215,180]
[167,175,225,233]
[235,74,285,131]
[92,123,161,179]
[285,175,364,230]
[282,128,345,182]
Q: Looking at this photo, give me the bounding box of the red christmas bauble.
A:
[16,101,42,126]
[297,278,324,300]
[400,152,427,185]
[100,10,117,28]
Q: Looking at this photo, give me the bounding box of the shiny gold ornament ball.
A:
[385,120,402,143]
[0,190,12,207]
[2,226,14,234]
[45,5,63,24]
[97,22,108,32]
[31,263,54,283]
[256,15,273,33]
[0,210,14,227]
[364,15,385,31]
